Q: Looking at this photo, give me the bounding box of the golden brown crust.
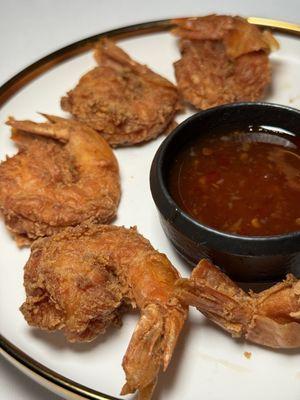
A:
[20,227,126,341]
[20,224,182,332]
[20,224,187,399]
[0,116,120,244]
[172,15,276,109]
[61,38,181,147]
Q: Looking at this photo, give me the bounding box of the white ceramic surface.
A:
[0,24,300,400]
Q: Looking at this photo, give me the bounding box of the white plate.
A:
[0,19,300,400]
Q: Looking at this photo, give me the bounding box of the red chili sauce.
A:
[168,127,300,236]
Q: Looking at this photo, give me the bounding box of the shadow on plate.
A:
[154,314,299,399]
[266,58,286,99]
[0,357,62,400]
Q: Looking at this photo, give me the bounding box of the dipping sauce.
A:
[168,127,300,236]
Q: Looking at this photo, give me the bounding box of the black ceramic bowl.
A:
[150,102,300,282]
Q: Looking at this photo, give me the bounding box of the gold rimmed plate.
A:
[1,18,300,400]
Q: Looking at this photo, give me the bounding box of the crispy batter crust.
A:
[0,116,120,245]
[20,224,182,338]
[172,15,277,109]
[61,38,181,147]
[20,224,187,399]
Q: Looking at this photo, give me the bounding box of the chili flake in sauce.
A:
[168,128,300,236]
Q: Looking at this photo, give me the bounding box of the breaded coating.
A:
[172,15,279,109]
[0,116,120,245]
[61,38,181,147]
[20,224,187,399]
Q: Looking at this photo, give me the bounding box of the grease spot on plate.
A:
[289,95,300,104]
[197,351,251,373]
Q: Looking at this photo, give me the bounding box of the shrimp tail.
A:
[175,259,253,337]
[122,379,157,400]
[38,113,67,123]
[246,276,300,348]
[6,116,70,142]
[176,259,300,348]
[121,302,186,399]
[162,304,186,370]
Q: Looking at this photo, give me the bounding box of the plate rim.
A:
[0,16,300,400]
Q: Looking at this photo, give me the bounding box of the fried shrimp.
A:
[172,15,279,109]
[176,259,300,348]
[20,224,187,399]
[61,38,181,147]
[0,116,120,245]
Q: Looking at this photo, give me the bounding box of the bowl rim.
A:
[150,101,300,256]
